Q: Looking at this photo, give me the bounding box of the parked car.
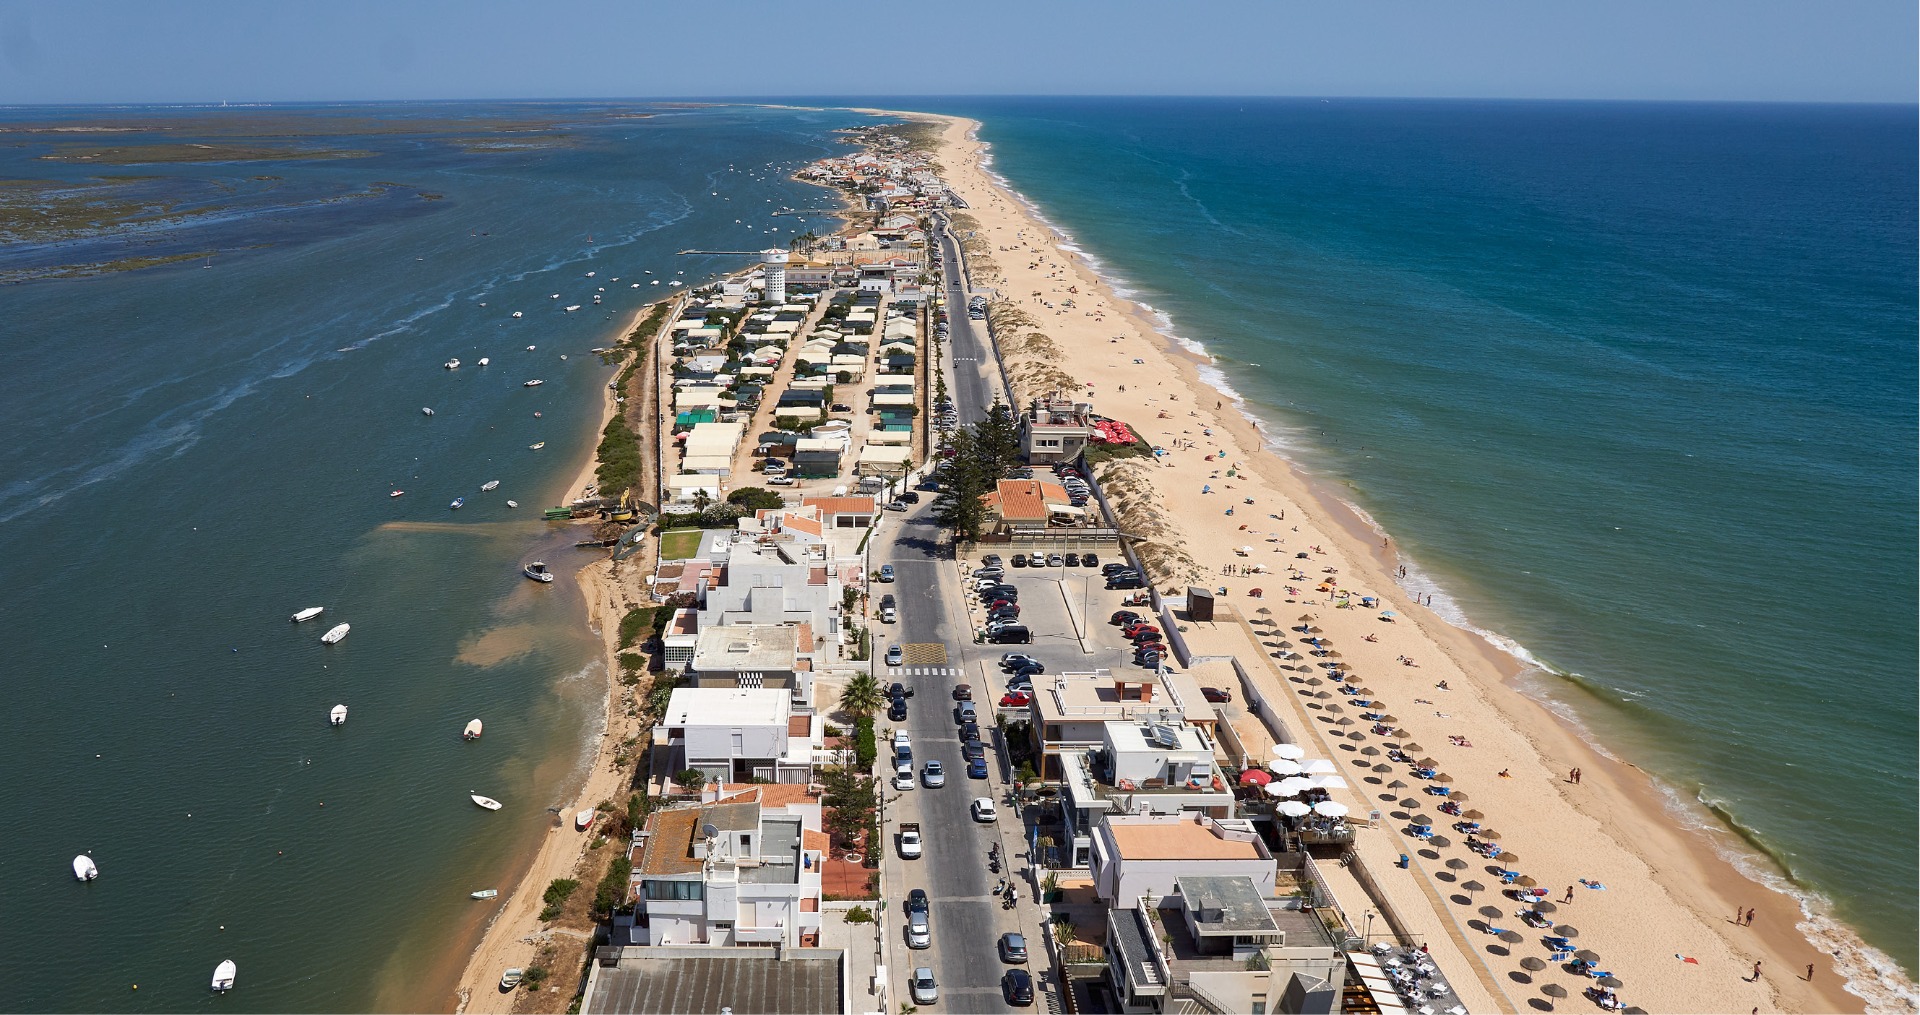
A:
[972,797,998,822]
[1000,691,1032,707]
[987,625,1031,644]
[830,402,853,412]
[889,681,913,698]
[900,491,920,503]
[1046,553,1065,567]
[907,888,929,914]
[893,763,914,791]
[922,761,946,788]
[1011,553,1028,567]
[981,554,1003,568]
[1202,686,1232,703]
[1111,610,1141,627]
[952,684,973,701]
[767,475,794,486]
[1064,552,1080,567]
[885,644,903,666]
[878,564,896,582]
[1001,653,1040,670]
[956,701,977,723]
[911,968,938,1005]
[1004,969,1035,1006]
[1103,562,1134,576]
[1083,552,1100,567]
[1108,577,1146,590]
[908,912,930,949]
[962,738,986,762]
[888,698,908,721]
[972,566,1005,579]
[1004,680,1033,696]
[1000,932,1030,964]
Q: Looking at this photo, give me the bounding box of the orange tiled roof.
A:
[783,515,823,538]
[788,715,811,737]
[638,808,703,875]
[803,829,831,853]
[801,495,876,516]
[795,622,814,650]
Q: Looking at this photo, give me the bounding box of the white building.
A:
[1089,813,1274,906]
[628,790,828,949]
[654,687,817,785]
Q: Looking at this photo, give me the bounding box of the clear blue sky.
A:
[3,0,1913,105]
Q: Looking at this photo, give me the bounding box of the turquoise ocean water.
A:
[0,102,859,1012]
[900,97,1917,1001]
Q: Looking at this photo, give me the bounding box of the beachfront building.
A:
[1020,396,1096,464]
[1053,718,1237,869]
[980,477,1084,532]
[624,790,828,950]
[652,687,818,785]
[1105,874,1346,1015]
[1089,813,1274,905]
[1027,670,1219,780]
[579,945,847,1015]
[687,624,816,709]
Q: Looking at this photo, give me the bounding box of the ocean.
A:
[0,101,861,1012]
[899,97,1918,998]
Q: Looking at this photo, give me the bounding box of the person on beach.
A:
[1564,885,1576,903]
[1806,963,1814,981]
[1750,960,1763,981]
[1745,908,1755,926]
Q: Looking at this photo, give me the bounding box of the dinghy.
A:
[464,719,484,740]
[291,607,324,623]
[73,854,97,881]
[330,704,347,726]
[471,793,503,811]
[211,959,236,992]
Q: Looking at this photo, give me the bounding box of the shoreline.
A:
[882,107,1886,1012]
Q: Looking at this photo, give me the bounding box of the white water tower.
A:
[759,248,789,304]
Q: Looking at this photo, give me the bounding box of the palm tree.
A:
[838,673,887,720]
[691,489,713,513]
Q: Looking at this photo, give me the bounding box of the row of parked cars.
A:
[973,554,1033,643]
[1007,551,1099,568]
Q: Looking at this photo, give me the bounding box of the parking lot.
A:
[953,549,1157,691]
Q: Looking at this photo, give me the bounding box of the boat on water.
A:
[478,357,490,366]
[73,854,97,881]
[505,500,519,508]
[564,305,581,312]
[510,311,523,318]
[549,293,559,299]
[211,959,236,992]
[650,280,660,285]
[669,280,683,286]
[481,480,500,492]
[445,358,460,369]
[471,889,499,900]
[526,344,537,351]
[633,283,642,288]
[464,718,484,740]
[450,497,466,510]
[330,704,347,726]
[524,379,544,387]
[422,407,434,416]
[390,490,405,498]
[585,271,595,277]
[320,623,351,645]
[560,353,569,359]
[528,442,545,451]
[500,968,525,991]
[523,562,553,583]
[471,793,503,811]
[291,607,325,623]
[575,809,596,831]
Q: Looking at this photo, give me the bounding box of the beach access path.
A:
[881,108,1860,1014]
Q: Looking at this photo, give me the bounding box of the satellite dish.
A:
[702,823,720,839]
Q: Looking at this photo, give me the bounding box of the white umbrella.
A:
[1313,801,1350,818]
[1262,782,1290,798]
[1266,759,1303,777]
[1309,775,1350,791]
[1277,800,1313,817]
[1270,744,1306,760]
[1300,758,1338,775]
[1275,777,1314,797]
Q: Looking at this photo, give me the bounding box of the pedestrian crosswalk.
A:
[888,666,960,678]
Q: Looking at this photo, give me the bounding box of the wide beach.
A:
[892,108,1870,1013]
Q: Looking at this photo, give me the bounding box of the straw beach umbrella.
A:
[1446,858,1469,873]
[1498,930,1524,943]
[1448,791,1470,802]
[1462,809,1485,820]
[1360,746,1381,757]
[1416,758,1438,768]
[1515,875,1538,888]
[1541,984,1567,1002]
[1428,835,1451,847]
[1404,743,1425,753]
[1597,976,1623,988]
[1434,772,1455,784]
[1519,957,1547,971]
[1480,829,1502,841]
[1461,879,1485,898]
[1574,949,1600,962]
[1532,901,1558,914]
[1497,851,1519,863]
[1553,925,1579,938]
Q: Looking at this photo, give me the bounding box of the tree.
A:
[691,489,713,513]
[838,672,887,721]
[674,769,708,791]
[727,487,784,511]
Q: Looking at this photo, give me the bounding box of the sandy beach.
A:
[887,109,1865,1014]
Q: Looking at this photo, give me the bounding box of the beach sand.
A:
[887,109,1863,1014]
[445,300,664,1014]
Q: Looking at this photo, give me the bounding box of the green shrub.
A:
[618,607,650,649]
[853,717,877,768]
[675,769,708,790]
[544,878,581,907]
[619,652,646,672]
[845,905,874,924]
[593,856,633,918]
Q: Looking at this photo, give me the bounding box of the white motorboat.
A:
[549,293,559,299]
[422,407,434,416]
[481,480,500,492]
[585,271,595,277]
[471,793,503,811]
[528,442,545,450]
[390,490,405,498]
[632,283,641,288]
[526,344,536,351]
[320,623,350,645]
[445,358,460,369]
[523,379,544,387]
[564,305,581,312]
[575,809,596,831]
[500,968,525,991]
[560,354,569,360]
[471,889,499,900]
[330,704,348,726]
[73,854,97,881]
[505,500,518,508]
[291,607,325,623]
[510,311,523,318]
[649,280,660,285]
[211,959,236,992]
[523,562,553,583]
[463,719,483,740]
[478,357,490,366]
[668,280,682,286]
[450,497,465,510]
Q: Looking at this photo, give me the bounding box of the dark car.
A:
[889,682,913,699]
[987,625,1031,644]
[1137,650,1163,668]
[969,756,989,779]
[1202,686,1233,703]
[1083,552,1100,567]
[962,738,986,761]
[1064,552,1080,567]
[988,606,1022,620]
[830,402,854,412]
[1004,969,1034,1006]
[900,491,920,504]
[960,720,980,740]
[952,684,973,701]
[1111,610,1141,627]
[1011,553,1028,567]
[888,699,908,721]
[1108,577,1146,590]
[1000,932,1029,963]
[1102,563,1133,576]
[907,888,930,914]
[1009,660,1044,677]
[1001,653,1040,670]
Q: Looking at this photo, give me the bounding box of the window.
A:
[643,880,704,901]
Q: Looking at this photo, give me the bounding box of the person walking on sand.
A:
[1745,908,1756,926]
[1750,960,1763,981]
[1564,886,1575,904]
[1806,963,1814,981]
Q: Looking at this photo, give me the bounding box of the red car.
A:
[999,691,1033,707]
[1123,623,1159,638]
[1201,687,1232,703]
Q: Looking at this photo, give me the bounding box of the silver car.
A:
[911,967,939,1005]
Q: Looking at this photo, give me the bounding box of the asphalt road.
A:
[934,217,1005,427]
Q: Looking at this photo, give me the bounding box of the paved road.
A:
[933,216,1005,426]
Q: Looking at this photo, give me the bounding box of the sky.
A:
[1,0,1913,106]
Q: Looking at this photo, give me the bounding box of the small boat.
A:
[564,304,581,312]
[505,500,518,508]
[668,280,682,286]
[575,809,596,831]
[464,719,484,740]
[549,293,560,299]
[649,280,660,285]
[526,345,536,351]
[73,854,97,881]
[528,442,545,451]
[500,968,525,991]
[211,959,236,992]
[390,490,405,498]
[320,623,351,645]
[632,283,642,288]
[585,271,595,277]
[471,793,503,811]
[478,357,490,366]
[422,407,434,416]
[510,311,523,318]
[330,704,348,726]
[471,889,499,900]
[481,480,500,492]
[523,562,553,583]
[450,497,465,510]
[291,607,325,623]
[523,379,544,387]
[560,354,569,360]
[445,358,460,369]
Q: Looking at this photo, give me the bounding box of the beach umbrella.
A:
[1324,703,1345,714]
[1448,791,1470,802]
[1498,930,1525,943]
[1261,782,1290,798]
[1277,800,1312,817]
[1386,779,1408,790]
[1239,768,1273,786]
[1477,906,1503,920]
[1574,949,1600,962]
[1360,746,1381,756]
[1336,717,1356,727]
[1597,976,1623,988]
[1378,715,1399,723]
[1306,677,1324,686]
[1416,758,1439,768]
[1428,835,1451,847]
[1519,957,1547,971]
[1314,691,1333,699]
[1266,759,1302,777]
[1298,614,1315,622]
[1498,851,1519,863]
[1479,830,1502,840]
[1446,858,1469,872]
[1257,607,1272,615]
[1409,813,1434,825]
[1462,809,1484,820]
[1329,650,1344,658]
[1434,772,1455,784]
[1399,798,1421,808]
[1277,640,1294,648]
[1309,626,1324,633]
[1313,801,1349,818]
[1276,777,1314,796]
[1515,875,1538,888]
[1371,763,1394,773]
[1356,686,1375,694]
[1461,880,1486,897]
[1347,731,1367,741]
[1541,984,1567,999]
[1553,925,1579,938]
[1270,743,1306,760]
[1623,1008,1648,1014]
[1532,901,1558,914]
[1404,743,1426,753]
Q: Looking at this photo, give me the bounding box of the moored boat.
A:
[471,889,499,900]
[500,968,525,991]
[320,623,351,645]
[505,500,518,508]
[422,407,434,416]
[73,854,97,881]
[523,562,553,583]
[481,480,500,492]
[211,959,236,992]
[471,793,503,811]
[464,718,484,740]
[528,442,545,451]
[477,357,490,366]
[523,379,544,387]
[575,809,596,831]
[291,607,325,623]
[510,311,523,318]
[444,358,460,369]
[330,704,347,726]
[563,305,581,312]
[390,490,405,498]
[450,497,465,510]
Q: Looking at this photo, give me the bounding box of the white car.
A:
[921,760,946,788]
[910,967,939,1005]
[893,763,915,791]
[971,797,998,822]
